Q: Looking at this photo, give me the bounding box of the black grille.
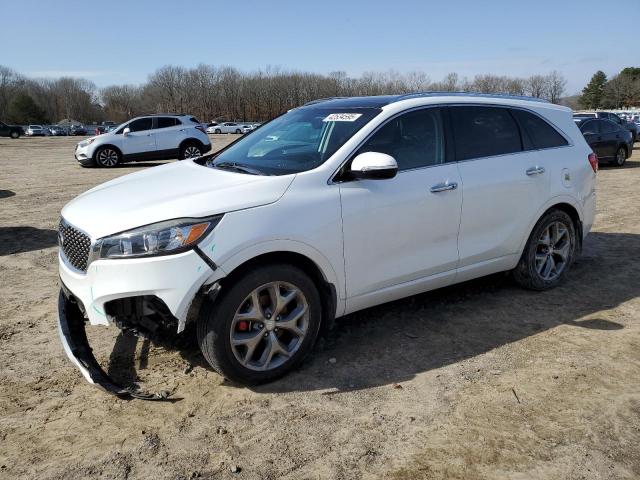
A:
[59,219,91,272]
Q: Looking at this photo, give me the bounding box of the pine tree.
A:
[579,71,607,109]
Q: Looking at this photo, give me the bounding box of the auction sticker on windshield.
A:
[323,113,363,122]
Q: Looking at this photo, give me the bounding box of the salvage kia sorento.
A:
[58,93,597,395]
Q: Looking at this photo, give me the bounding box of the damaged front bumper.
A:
[57,287,169,399]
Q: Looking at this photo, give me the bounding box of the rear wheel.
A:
[613,146,626,167]
[197,264,322,385]
[235,128,241,134]
[10,130,20,139]
[179,142,202,160]
[94,146,121,168]
[513,210,576,291]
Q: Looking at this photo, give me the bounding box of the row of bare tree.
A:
[0,64,568,124]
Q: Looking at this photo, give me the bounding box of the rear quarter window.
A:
[512,109,568,150]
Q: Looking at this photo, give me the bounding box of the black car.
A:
[0,121,23,138]
[575,117,633,167]
[574,112,638,142]
[69,125,87,136]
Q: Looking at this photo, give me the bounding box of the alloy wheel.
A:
[97,148,119,167]
[184,146,201,158]
[229,281,309,371]
[535,221,571,281]
[616,148,626,166]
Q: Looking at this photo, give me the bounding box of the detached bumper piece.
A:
[57,288,170,401]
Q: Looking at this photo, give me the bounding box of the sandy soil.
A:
[0,135,639,480]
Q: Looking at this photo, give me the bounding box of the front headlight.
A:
[95,216,222,259]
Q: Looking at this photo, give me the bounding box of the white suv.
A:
[58,93,597,395]
[74,114,212,167]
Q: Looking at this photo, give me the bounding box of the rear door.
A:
[152,116,184,156]
[580,120,605,158]
[122,117,156,156]
[451,105,550,269]
[599,120,621,158]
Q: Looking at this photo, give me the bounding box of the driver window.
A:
[128,117,153,132]
[357,108,444,171]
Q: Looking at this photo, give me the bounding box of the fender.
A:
[516,193,584,255]
[207,238,346,317]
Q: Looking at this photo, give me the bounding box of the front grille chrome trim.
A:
[58,218,93,273]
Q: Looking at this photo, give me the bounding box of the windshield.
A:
[205,107,380,175]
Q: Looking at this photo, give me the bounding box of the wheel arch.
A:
[214,249,339,334]
[179,137,205,151]
[519,198,584,257]
[92,143,123,160]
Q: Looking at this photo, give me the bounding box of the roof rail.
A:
[394,91,550,103]
[303,97,347,106]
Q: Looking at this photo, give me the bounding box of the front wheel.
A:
[94,146,121,167]
[214,128,221,134]
[10,131,20,139]
[235,129,241,134]
[613,146,626,167]
[513,210,576,291]
[197,264,322,385]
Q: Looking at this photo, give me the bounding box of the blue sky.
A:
[1,0,637,94]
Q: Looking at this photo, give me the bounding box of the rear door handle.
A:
[430,181,458,193]
[526,166,545,176]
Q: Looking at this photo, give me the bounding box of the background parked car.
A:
[211,122,244,134]
[69,125,87,136]
[26,125,46,136]
[49,125,68,136]
[205,122,219,134]
[0,121,24,138]
[574,111,637,142]
[575,117,633,167]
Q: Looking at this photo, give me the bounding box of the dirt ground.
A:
[0,135,639,480]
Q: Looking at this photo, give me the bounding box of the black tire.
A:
[613,146,626,167]
[179,141,202,160]
[10,130,20,139]
[197,264,322,385]
[235,128,241,134]
[94,146,121,168]
[513,210,576,291]
[214,128,221,134]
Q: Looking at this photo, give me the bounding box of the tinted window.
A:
[512,109,568,149]
[450,106,521,161]
[155,117,177,129]
[128,117,153,132]
[357,108,444,170]
[189,117,200,124]
[600,120,618,134]
[580,120,600,135]
[609,114,623,125]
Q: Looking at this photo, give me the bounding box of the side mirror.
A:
[350,152,398,180]
[123,127,131,136]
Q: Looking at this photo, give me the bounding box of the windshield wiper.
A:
[212,161,266,176]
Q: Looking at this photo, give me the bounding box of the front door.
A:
[122,117,156,157]
[340,107,462,310]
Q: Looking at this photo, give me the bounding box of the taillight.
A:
[195,125,205,133]
[588,152,598,173]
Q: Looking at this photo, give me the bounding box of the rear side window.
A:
[580,120,600,135]
[155,117,178,129]
[357,108,445,170]
[128,117,153,132]
[512,109,568,149]
[450,106,521,161]
[189,117,200,124]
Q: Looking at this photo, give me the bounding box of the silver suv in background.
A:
[74,114,212,167]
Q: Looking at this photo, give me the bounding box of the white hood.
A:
[61,160,295,239]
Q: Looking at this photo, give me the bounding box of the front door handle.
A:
[430,181,458,193]
[526,166,545,176]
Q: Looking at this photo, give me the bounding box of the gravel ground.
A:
[1,135,639,480]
